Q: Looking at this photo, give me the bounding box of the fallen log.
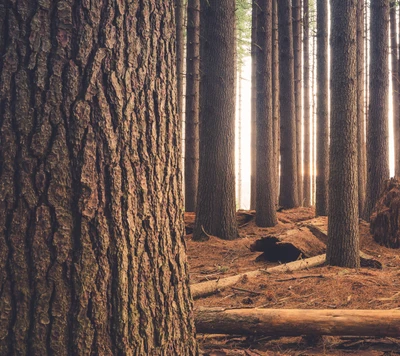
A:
[195,308,400,337]
[190,254,326,299]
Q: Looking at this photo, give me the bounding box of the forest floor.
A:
[185,208,400,356]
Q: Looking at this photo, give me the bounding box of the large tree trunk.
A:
[357,0,367,218]
[303,0,311,207]
[364,0,390,221]
[391,2,400,177]
[316,0,329,216]
[272,0,280,203]
[250,1,258,210]
[256,0,277,227]
[293,0,303,206]
[278,0,299,209]
[195,308,400,337]
[176,0,185,120]
[327,0,360,268]
[0,1,197,355]
[194,0,239,240]
[185,0,200,212]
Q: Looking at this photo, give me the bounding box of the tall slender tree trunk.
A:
[256,0,277,227]
[366,1,370,131]
[364,0,390,221]
[238,63,243,209]
[273,0,280,202]
[327,0,360,268]
[176,0,185,120]
[194,0,239,240]
[185,0,200,212]
[391,1,400,177]
[293,0,303,205]
[358,0,367,217]
[312,33,317,206]
[316,0,329,216]
[303,0,311,207]
[251,1,258,210]
[0,1,197,354]
[278,0,299,209]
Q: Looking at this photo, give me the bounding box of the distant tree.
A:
[251,0,258,210]
[303,0,311,207]
[256,0,277,227]
[327,0,360,268]
[357,0,367,217]
[364,0,390,221]
[176,0,186,120]
[278,0,299,208]
[316,0,329,216]
[293,0,303,205]
[194,0,239,240]
[0,1,197,354]
[185,0,200,212]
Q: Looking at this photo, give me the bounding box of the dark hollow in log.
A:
[370,178,400,248]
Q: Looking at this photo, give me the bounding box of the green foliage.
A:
[236,0,252,66]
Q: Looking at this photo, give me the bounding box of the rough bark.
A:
[272,0,280,202]
[195,308,400,337]
[278,0,299,209]
[256,0,277,227]
[358,0,367,218]
[185,0,200,212]
[327,0,360,268]
[176,0,185,120]
[316,0,329,216]
[250,1,258,210]
[293,0,303,205]
[194,0,239,240]
[0,1,197,355]
[303,0,311,207]
[391,2,400,177]
[364,0,390,221]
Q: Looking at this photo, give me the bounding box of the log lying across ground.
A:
[195,308,400,337]
[191,254,326,299]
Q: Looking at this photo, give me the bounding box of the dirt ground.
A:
[186,208,400,355]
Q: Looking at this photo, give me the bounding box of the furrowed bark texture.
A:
[194,0,239,240]
[0,1,197,355]
[250,0,257,210]
[316,0,329,216]
[256,0,277,227]
[303,0,311,207]
[390,1,400,177]
[185,0,200,212]
[272,0,280,203]
[278,0,299,209]
[327,0,360,268]
[357,0,366,218]
[292,0,303,205]
[364,0,390,221]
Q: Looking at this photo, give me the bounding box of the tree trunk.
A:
[327,0,360,268]
[391,2,400,177]
[312,33,317,206]
[250,1,258,210]
[272,0,280,203]
[278,0,299,209]
[238,63,243,209]
[293,0,303,206]
[364,0,390,221]
[303,0,311,207]
[185,0,200,212]
[358,0,367,217]
[256,0,277,227]
[176,0,185,120]
[316,0,329,216]
[194,0,239,240]
[195,308,400,337]
[0,1,197,355]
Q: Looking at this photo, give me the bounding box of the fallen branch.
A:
[195,308,400,337]
[275,274,325,282]
[231,287,261,295]
[190,254,326,299]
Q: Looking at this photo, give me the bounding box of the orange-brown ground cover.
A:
[186,208,400,355]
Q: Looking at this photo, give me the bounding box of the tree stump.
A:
[370,178,400,248]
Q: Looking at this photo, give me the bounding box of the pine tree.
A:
[251,0,258,210]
